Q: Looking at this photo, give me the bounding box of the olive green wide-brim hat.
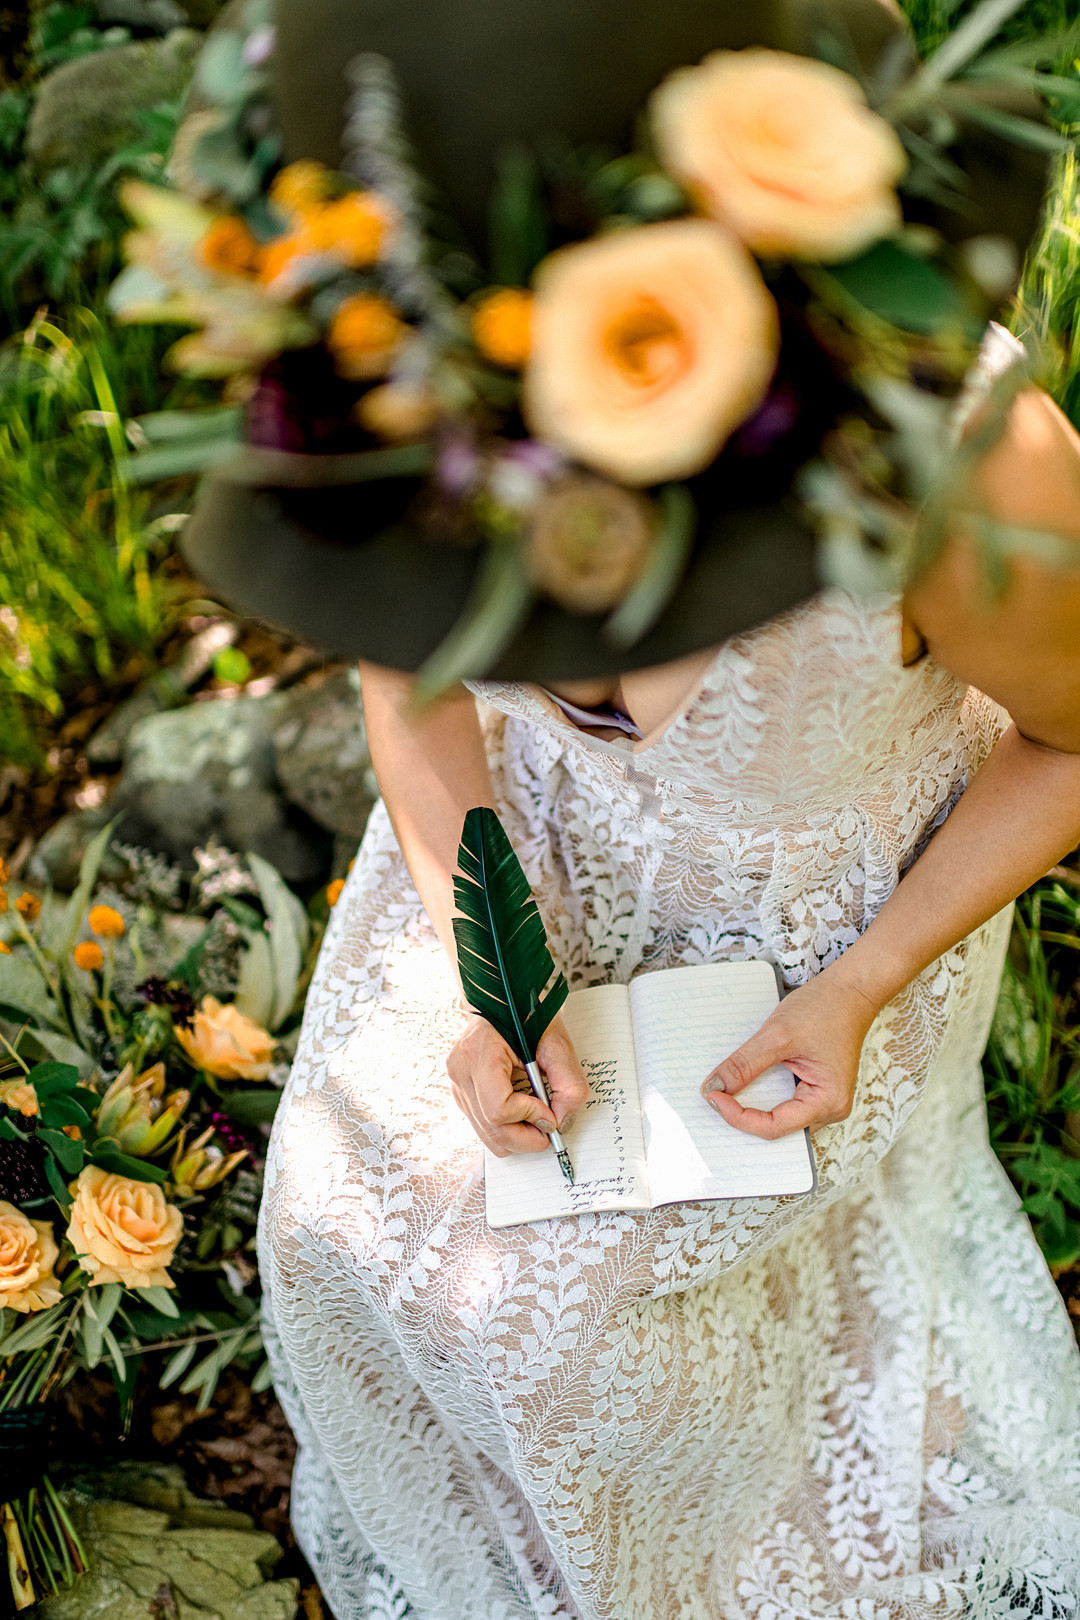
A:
[181,0,1049,680]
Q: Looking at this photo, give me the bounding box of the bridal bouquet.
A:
[109,0,1075,688]
[0,829,328,1607]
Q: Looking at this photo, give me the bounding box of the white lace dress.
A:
[258,589,1080,1620]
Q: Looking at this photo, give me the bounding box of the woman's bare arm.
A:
[705,388,1080,1137]
[359,661,588,1154]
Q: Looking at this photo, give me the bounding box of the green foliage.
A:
[0,307,184,765]
[453,807,568,1064]
[984,880,1080,1269]
[1012,148,1080,426]
[899,0,1079,62]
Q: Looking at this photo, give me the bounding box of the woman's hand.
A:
[447,1013,589,1155]
[700,972,879,1139]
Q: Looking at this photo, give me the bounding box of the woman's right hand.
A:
[446,1014,589,1155]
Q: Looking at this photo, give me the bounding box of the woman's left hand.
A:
[700,971,880,1139]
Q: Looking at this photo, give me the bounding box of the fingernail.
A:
[705,1092,723,1113]
[561,1114,577,1132]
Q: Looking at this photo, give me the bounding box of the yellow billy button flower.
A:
[327,294,406,380]
[89,904,125,939]
[326,878,345,907]
[302,191,393,268]
[74,940,104,972]
[472,288,535,368]
[0,857,9,883]
[269,159,333,219]
[15,892,40,922]
[0,942,9,956]
[0,889,7,913]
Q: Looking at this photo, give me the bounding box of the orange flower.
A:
[473,289,534,368]
[327,294,405,380]
[0,1082,38,1118]
[66,1168,182,1290]
[175,996,275,1080]
[89,905,125,940]
[326,878,345,907]
[523,220,778,485]
[198,215,262,277]
[257,232,308,288]
[356,381,439,442]
[0,890,7,913]
[74,941,105,972]
[0,857,8,882]
[0,942,10,955]
[15,893,40,922]
[651,49,906,261]
[302,191,393,268]
[270,160,333,219]
[0,1201,62,1313]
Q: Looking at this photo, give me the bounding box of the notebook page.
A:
[629,962,814,1205]
[485,984,651,1229]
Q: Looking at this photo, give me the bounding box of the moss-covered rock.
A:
[35,1465,298,1620]
[25,30,201,171]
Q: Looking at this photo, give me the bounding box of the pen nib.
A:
[556,1150,575,1187]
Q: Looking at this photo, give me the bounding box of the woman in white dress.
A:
[161,0,1080,1609]
[255,383,1080,1618]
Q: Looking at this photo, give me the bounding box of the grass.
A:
[984,875,1080,1271]
[1011,148,1080,426]
[900,0,1079,60]
[0,307,190,766]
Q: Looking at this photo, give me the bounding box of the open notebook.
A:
[485,960,816,1228]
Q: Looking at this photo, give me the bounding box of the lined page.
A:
[485,984,651,1229]
[630,962,814,1205]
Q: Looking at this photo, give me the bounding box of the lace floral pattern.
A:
[259,589,1080,1619]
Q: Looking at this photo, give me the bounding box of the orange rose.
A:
[523,219,778,485]
[175,996,275,1080]
[473,289,534,368]
[15,892,40,922]
[327,295,406,381]
[651,49,906,261]
[0,1201,62,1312]
[198,215,262,277]
[74,940,104,971]
[89,905,125,939]
[67,1168,182,1289]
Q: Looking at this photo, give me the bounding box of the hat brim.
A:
[181,476,818,679]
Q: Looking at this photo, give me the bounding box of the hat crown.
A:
[273,0,904,243]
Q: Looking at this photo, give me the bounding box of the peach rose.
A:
[175,996,275,1080]
[523,219,777,485]
[67,1167,182,1289]
[0,1080,38,1117]
[0,1201,62,1312]
[651,49,907,261]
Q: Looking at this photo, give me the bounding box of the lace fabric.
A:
[258,588,1080,1619]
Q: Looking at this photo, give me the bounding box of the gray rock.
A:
[112,695,329,884]
[27,807,121,892]
[272,668,377,840]
[87,622,238,767]
[93,0,189,31]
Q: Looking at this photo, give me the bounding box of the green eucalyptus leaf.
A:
[195,30,249,106]
[160,1339,197,1388]
[135,406,245,443]
[233,926,276,1030]
[136,1283,179,1318]
[26,1061,82,1091]
[489,145,549,288]
[58,817,120,961]
[118,434,244,485]
[822,239,982,337]
[25,1027,96,1076]
[0,953,66,1033]
[45,1152,74,1211]
[38,1093,92,1129]
[89,1144,169,1183]
[218,1086,281,1125]
[247,851,309,1029]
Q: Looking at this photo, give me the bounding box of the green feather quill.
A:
[453,807,568,1064]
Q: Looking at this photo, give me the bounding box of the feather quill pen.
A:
[453,807,574,1183]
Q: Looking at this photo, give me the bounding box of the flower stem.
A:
[1,1502,35,1610]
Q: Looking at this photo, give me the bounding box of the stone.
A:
[272,668,377,840]
[87,623,239,768]
[27,807,122,892]
[35,1479,298,1620]
[111,696,330,885]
